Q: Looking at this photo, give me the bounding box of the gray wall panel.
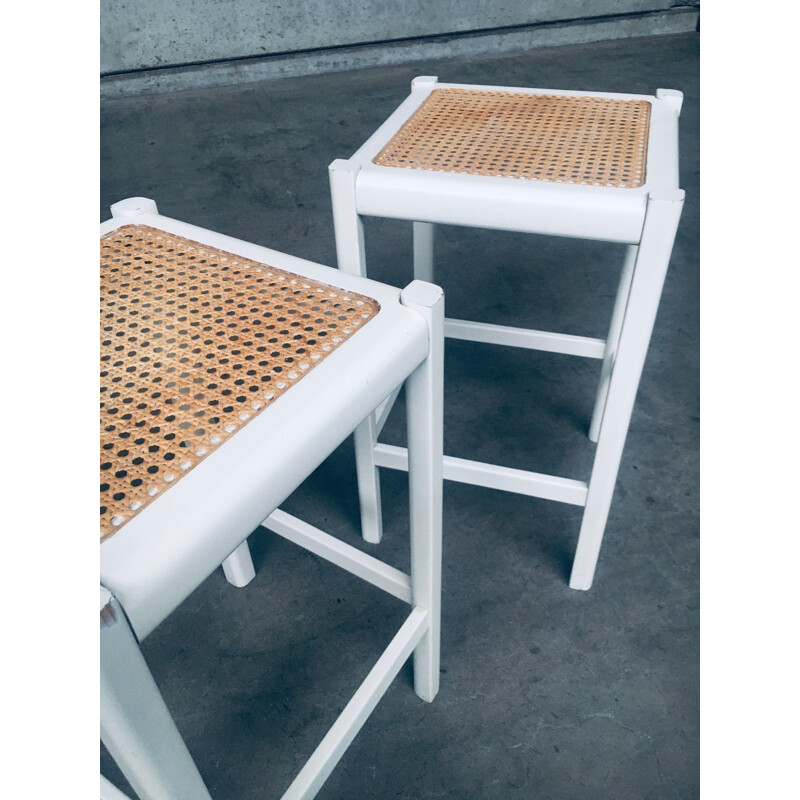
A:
[101,0,679,74]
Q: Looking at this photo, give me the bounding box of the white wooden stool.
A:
[99,197,444,800]
[329,77,684,590]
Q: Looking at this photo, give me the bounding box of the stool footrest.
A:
[280,606,430,800]
[263,509,413,604]
[445,317,606,358]
[374,444,588,506]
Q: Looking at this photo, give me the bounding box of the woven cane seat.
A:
[373,88,651,188]
[100,225,380,540]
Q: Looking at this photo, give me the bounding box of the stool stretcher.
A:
[374,443,589,506]
[264,508,413,604]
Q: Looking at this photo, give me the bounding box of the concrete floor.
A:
[100,32,699,800]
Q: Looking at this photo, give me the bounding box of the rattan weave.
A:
[100,225,380,540]
[373,89,651,188]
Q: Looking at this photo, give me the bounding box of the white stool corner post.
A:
[570,189,685,590]
[413,221,436,283]
[352,407,385,544]
[329,157,385,544]
[100,590,213,800]
[328,159,366,277]
[401,280,445,702]
[589,243,639,443]
[110,197,159,219]
[656,88,684,116]
[411,75,439,91]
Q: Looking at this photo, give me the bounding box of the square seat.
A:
[100,222,382,539]
[344,78,681,243]
[329,77,685,591]
[373,88,652,188]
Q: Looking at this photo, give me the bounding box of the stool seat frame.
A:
[100,198,444,800]
[330,77,684,590]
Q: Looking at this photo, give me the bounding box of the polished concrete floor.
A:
[101,31,699,800]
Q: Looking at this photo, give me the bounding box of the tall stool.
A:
[330,77,684,590]
[100,198,443,800]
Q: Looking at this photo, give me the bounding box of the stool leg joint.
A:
[110,197,158,218]
[656,88,684,115]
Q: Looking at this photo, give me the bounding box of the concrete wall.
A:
[101,0,685,74]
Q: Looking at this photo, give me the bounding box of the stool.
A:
[100,197,443,800]
[329,77,684,590]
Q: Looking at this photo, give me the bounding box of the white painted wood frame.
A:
[329,77,684,590]
[100,200,444,799]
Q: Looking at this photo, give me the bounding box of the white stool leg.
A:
[330,158,384,543]
[110,197,158,219]
[570,191,684,590]
[401,280,445,703]
[589,244,638,443]
[353,411,384,544]
[329,159,367,278]
[413,221,435,283]
[221,540,256,587]
[100,592,213,800]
